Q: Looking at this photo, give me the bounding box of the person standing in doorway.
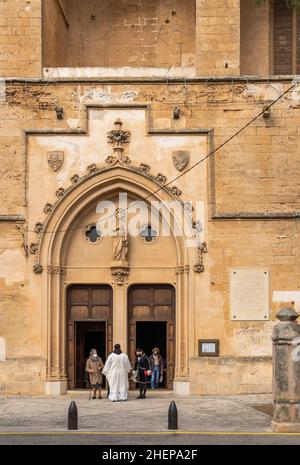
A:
[86,348,104,399]
[102,344,132,402]
[134,348,151,399]
[149,347,163,389]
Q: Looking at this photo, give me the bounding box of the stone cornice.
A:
[2,76,297,84]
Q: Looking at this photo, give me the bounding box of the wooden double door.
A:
[67,285,113,389]
[67,284,176,390]
[128,285,176,389]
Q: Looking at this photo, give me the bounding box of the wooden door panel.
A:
[154,306,172,319]
[69,288,89,303]
[91,306,111,319]
[92,287,111,303]
[153,288,173,303]
[131,306,151,319]
[70,306,89,319]
[130,287,151,303]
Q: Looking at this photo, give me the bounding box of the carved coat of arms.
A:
[47,151,64,172]
[172,151,190,172]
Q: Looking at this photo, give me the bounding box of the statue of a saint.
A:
[112,208,129,263]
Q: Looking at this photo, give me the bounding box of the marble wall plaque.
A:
[230,269,270,321]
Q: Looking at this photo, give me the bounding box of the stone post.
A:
[271,307,300,432]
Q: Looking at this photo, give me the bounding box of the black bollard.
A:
[168,401,178,430]
[68,401,78,430]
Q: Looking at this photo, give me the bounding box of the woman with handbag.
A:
[149,347,163,389]
[134,348,151,399]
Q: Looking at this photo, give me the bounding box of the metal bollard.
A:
[168,401,178,430]
[68,401,78,431]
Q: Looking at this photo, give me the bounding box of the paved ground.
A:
[0,391,299,445]
[1,433,300,446]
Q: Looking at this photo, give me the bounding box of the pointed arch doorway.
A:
[39,165,193,396]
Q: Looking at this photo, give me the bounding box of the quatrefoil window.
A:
[85,225,102,244]
[140,225,158,244]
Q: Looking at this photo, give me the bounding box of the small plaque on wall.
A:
[230,268,270,321]
[198,339,219,357]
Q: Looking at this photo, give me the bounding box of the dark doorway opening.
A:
[136,321,167,388]
[75,322,106,389]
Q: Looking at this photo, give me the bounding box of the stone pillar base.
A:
[173,380,190,395]
[45,380,68,396]
[271,420,300,433]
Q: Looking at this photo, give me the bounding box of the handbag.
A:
[130,370,139,383]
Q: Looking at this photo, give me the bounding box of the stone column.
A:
[271,307,300,432]
[111,267,129,351]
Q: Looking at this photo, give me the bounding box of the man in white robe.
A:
[103,344,132,402]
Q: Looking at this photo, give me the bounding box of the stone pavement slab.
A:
[0,391,273,433]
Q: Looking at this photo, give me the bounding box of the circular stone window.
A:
[140,225,158,244]
[84,224,102,244]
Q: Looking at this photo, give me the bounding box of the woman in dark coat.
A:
[134,348,151,399]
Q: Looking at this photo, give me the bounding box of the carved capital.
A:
[111,268,129,286]
[175,266,185,275]
[47,266,67,276]
[176,265,190,275]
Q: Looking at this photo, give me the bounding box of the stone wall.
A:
[0,0,42,78]
[0,78,299,395]
[42,0,68,68]
[240,0,270,76]
[190,357,272,395]
[196,0,240,76]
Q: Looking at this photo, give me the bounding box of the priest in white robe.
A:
[103,344,132,402]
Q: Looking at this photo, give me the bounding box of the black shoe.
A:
[142,394,146,399]
[137,395,142,399]
[92,396,96,400]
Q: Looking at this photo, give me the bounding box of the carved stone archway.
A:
[38,165,197,395]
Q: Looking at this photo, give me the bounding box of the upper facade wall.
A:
[43,0,196,68]
[0,0,299,78]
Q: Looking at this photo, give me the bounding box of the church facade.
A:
[0,0,300,396]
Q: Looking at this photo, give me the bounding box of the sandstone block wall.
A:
[0,0,42,78]
[196,0,240,76]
